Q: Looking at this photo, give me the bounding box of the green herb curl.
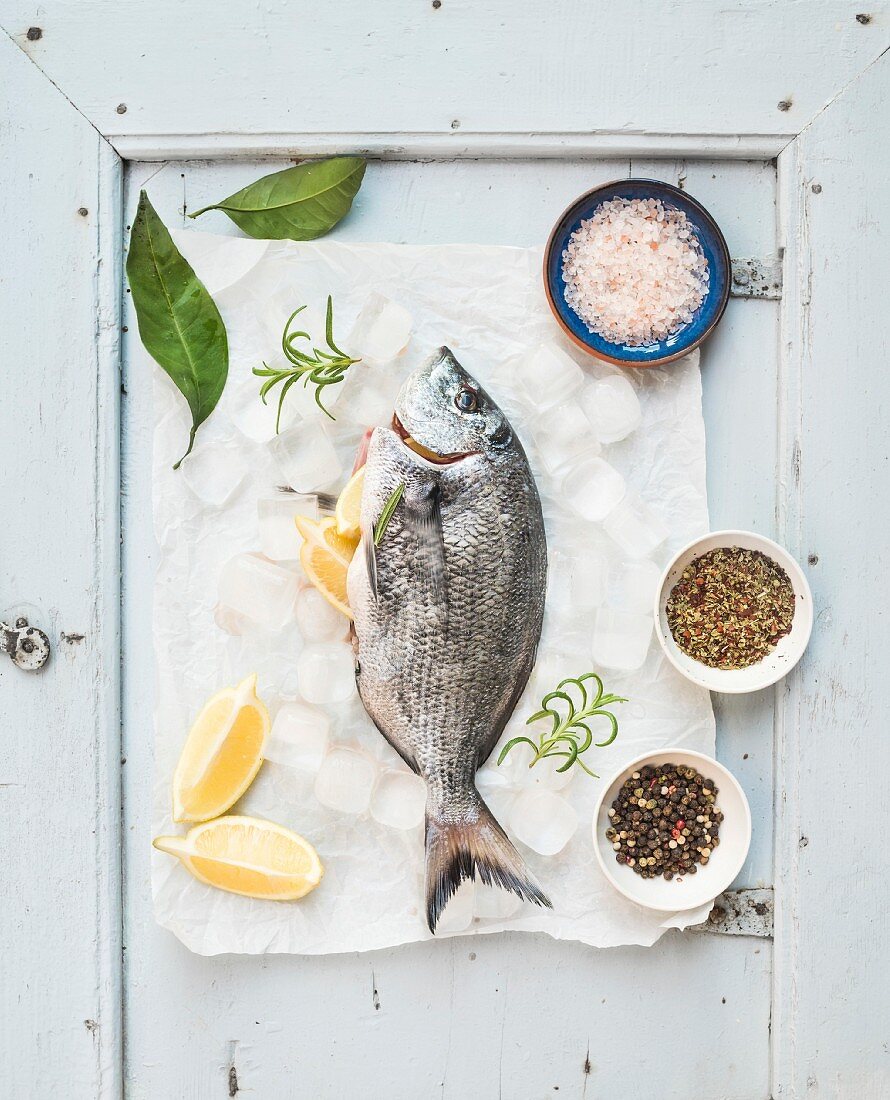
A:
[253,295,360,430]
[498,672,626,777]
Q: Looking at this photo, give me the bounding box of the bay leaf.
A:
[127,191,229,468]
[188,156,366,240]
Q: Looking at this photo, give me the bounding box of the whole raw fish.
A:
[348,347,551,931]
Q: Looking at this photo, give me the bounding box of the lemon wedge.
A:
[172,674,270,823]
[154,816,323,901]
[335,465,366,541]
[296,515,359,561]
[295,515,357,619]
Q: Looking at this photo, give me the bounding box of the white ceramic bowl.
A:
[654,529,813,694]
[592,749,751,912]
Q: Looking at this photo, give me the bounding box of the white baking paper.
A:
[149,233,714,955]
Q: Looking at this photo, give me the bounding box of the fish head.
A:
[392,347,513,465]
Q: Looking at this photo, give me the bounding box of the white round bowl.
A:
[654,529,813,694]
[592,749,751,912]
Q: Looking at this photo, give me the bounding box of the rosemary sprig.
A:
[253,295,360,430]
[498,672,626,777]
[373,482,405,546]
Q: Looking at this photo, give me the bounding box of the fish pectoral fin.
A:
[362,531,379,603]
[410,484,447,609]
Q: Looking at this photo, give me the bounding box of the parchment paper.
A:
[149,233,714,955]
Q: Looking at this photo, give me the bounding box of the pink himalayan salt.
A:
[561,197,709,347]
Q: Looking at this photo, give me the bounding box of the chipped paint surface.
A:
[731,256,783,298]
[0,617,51,671]
[690,889,774,938]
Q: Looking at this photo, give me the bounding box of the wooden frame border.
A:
[0,34,124,1099]
[112,131,791,162]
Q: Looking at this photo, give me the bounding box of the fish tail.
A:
[424,788,552,933]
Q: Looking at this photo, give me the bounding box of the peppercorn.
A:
[605,761,723,881]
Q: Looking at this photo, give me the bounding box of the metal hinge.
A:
[689,888,773,938]
[0,616,51,671]
[730,256,783,299]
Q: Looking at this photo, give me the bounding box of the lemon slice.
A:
[172,674,270,823]
[154,816,323,901]
[335,466,366,541]
[299,535,353,619]
[297,515,358,562]
[295,515,357,619]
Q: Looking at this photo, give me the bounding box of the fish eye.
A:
[455,388,478,413]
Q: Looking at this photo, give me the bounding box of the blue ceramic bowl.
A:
[544,179,730,367]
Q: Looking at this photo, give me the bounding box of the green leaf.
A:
[188,157,366,240]
[126,191,228,468]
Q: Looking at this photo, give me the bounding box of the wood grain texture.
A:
[0,33,122,1099]
[773,50,890,1100]
[123,929,770,1099]
[2,1,888,145]
[122,156,777,1098]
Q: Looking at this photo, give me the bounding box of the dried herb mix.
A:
[606,763,723,880]
[666,545,795,670]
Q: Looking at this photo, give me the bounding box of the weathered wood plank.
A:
[0,33,122,1099]
[774,50,890,1100]
[2,1,887,145]
[121,930,770,1100]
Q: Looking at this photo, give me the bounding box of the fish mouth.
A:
[391,414,473,465]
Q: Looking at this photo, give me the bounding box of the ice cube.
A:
[534,401,601,477]
[436,879,475,934]
[581,374,642,444]
[255,643,302,701]
[603,496,668,559]
[476,761,521,822]
[495,382,538,438]
[270,421,342,493]
[474,885,522,920]
[349,293,412,363]
[515,741,576,792]
[313,747,377,814]
[259,286,304,345]
[514,343,584,410]
[257,493,318,561]
[294,585,348,642]
[547,546,608,617]
[213,602,252,636]
[217,553,300,632]
[370,769,427,830]
[265,701,330,772]
[179,441,246,508]
[297,642,356,704]
[337,364,398,428]
[525,652,575,703]
[616,559,663,614]
[230,378,299,442]
[592,607,653,671]
[564,457,626,522]
[508,789,578,855]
